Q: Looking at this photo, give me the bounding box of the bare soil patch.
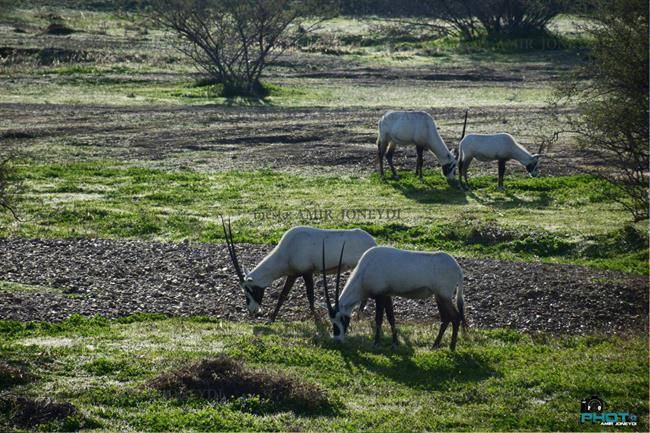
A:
[0,102,586,177]
[0,238,646,335]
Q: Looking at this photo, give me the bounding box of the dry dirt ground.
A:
[0,237,647,335]
[1,102,589,177]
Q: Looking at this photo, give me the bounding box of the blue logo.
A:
[580,396,638,426]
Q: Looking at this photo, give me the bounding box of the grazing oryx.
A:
[322,244,467,350]
[457,133,540,190]
[221,218,376,323]
[376,110,463,181]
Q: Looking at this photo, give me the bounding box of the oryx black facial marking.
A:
[525,159,538,174]
[244,285,264,307]
[331,314,350,337]
[442,161,456,177]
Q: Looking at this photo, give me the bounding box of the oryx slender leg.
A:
[416,146,424,179]
[303,273,315,314]
[378,139,387,178]
[268,275,297,323]
[433,321,449,348]
[450,320,460,351]
[462,157,472,189]
[433,295,454,348]
[497,159,506,190]
[373,296,386,346]
[386,143,398,179]
[458,156,464,189]
[385,296,399,347]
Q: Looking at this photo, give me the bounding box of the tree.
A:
[559,0,648,221]
[414,0,569,40]
[148,0,338,96]
[0,146,19,220]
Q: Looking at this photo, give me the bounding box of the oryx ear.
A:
[532,154,540,160]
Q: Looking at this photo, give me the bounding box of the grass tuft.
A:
[150,356,334,414]
[0,362,30,388]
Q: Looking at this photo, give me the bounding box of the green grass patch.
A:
[1,163,647,274]
[0,315,647,432]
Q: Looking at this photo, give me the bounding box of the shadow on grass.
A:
[466,188,554,209]
[315,326,496,391]
[383,173,469,205]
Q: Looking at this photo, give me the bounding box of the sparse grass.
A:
[0,280,67,295]
[1,163,647,274]
[0,6,646,433]
[0,315,647,432]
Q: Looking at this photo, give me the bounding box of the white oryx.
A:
[322,244,467,350]
[376,110,464,181]
[221,218,376,323]
[457,133,540,190]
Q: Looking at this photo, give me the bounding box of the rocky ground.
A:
[0,237,647,335]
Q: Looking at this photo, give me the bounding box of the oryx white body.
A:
[323,246,466,350]
[337,247,464,315]
[457,133,540,189]
[226,225,376,321]
[246,226,376,291]
[377,110,457,180]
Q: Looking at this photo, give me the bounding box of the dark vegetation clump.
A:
[0,396,78,428]
[44,23,76,35]
[444,221,517,246]
[150,356,332,413]
[0,362,30,388]
[0,47,91,65]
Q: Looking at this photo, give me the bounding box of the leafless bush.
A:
[415,0,569,39]
[147,0,338,96]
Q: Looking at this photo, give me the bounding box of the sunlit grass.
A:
[1,163,646,274]
[0,315,647,432]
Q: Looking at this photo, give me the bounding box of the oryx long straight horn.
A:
[221,215,244,282]
[335,242,345,310]
[461,109,468,140]
[322,240,333,315]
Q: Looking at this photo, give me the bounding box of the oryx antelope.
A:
[376,110,464,181]
[221,219,376,323]
[457,133,541,190]
[322,244,467,350]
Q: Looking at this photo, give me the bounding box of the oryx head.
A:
[526,155,540,177]
[322,241,350,342]
[221,217,264,315]
[441,158,457,180]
